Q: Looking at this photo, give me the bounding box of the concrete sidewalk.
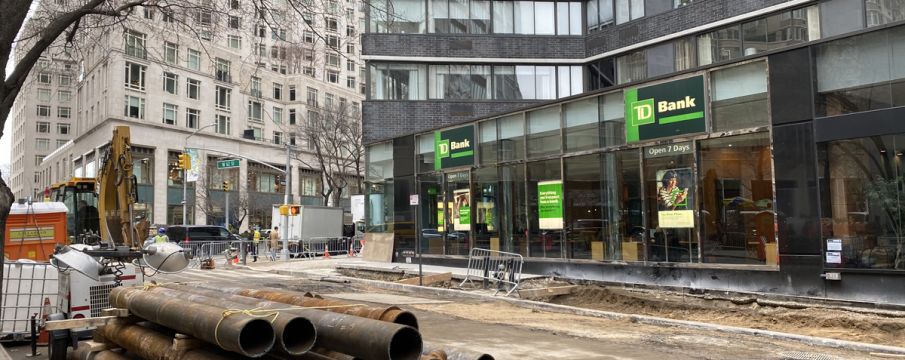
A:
[242,255,543,280]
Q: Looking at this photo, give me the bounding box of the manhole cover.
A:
[777,351,842,360]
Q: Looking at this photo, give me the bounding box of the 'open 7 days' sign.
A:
[625,75,706,143]
[434,125,475,170]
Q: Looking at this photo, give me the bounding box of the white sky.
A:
[2,4,36,172]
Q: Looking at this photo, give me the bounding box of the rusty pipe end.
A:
[235,318,276,357]
[279,316,317,356]
[385,309,419,329]
[390,326,423,360]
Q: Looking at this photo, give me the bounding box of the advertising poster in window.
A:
[452,189,470,231]
[538,180,564,230]
[656,168,694,228]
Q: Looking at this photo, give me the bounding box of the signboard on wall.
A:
[625,75,706,143]
[538,180,564,230]
[434,126,475,170]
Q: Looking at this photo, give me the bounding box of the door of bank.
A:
[418,170,472,256]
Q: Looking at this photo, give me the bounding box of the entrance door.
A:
[644,142,698,263]
[418,173,444,254]
[444,171,472,255]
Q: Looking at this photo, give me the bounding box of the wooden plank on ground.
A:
[101,308,130,317]
[517,285,578,299]
[396,272,453,286]
[45,316,117,330]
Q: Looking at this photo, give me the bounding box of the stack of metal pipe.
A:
[85,284,422,359]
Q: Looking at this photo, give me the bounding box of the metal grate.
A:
[777,351,842,360]
[88,284,119,318]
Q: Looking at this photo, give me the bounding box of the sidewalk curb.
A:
[269,268,905,356]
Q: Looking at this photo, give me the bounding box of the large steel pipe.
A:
[159,284,423,360]
[422,342,495,360]
[191,283,419,328]
[109,287,275,357]
[96,320,234,360]
[144,286,316,356]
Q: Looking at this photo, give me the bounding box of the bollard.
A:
[240,240,247,265]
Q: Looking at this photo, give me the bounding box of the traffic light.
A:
[177,153,191,170]
[289,205,301,216]
[222,181,230,191]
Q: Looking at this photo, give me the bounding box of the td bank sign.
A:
[625,75,706,143]
[434,125,474,170]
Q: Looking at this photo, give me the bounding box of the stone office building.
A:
[362,0,905,304]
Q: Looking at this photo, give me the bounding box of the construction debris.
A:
[397,272,453,286]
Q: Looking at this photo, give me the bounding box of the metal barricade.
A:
[2,261,59,341]
[298,237,355,258]
[458,248,524,296]
[178,241,236,266]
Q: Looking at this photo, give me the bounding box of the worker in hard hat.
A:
[154,228,169,244]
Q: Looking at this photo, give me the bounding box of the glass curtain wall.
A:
[644,143,697,262]
[370,64,428,100]
[500,164,528,255]
[366,143,394,233]
[474,167,500,251]
[564,97,599,152]
[564,154,602,260]
[418,173,444,254]
[526,106,561,158]
[711,61,769,131]
[499,114,526,161]
[479,119,498,165]
[699,133,775,264]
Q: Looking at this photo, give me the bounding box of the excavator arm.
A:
[97,126,140,248]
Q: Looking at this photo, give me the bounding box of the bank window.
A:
[527,158,563,258]
[600,91,625,146]
[498,113,525,161]
[820,135,905,270]
[697,25,742,66]
[367,142,394,181]
[527,106,561,158]
[429,65,491,100]
[699,133,776,265]
[815,27,904,117]
[478,119,497,165]
[370,63,428,100]
[711,61,769,131]
[616,50,646,85]
[564,97,599,152]
[417,134,435,173]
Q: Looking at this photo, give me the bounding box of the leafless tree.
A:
[0,163,9,185]
[191,170,251,232]
[285,100,363,206]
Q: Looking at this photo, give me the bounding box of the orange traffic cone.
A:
[37,298,50,345]
[323,248,331,259]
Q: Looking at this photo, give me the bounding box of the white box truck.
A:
[270,205,345,256]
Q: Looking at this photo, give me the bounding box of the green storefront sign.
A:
[625,75,706,143]
[434,126,475,170]
[537,180,563,230]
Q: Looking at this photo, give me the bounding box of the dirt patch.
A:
[337,268,457,288]
[550,285,905,347]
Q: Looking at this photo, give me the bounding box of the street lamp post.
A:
[183,124,218,225]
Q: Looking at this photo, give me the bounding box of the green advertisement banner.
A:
[625,75,706,143]
[538,180,563,230]
[434,126,475,170]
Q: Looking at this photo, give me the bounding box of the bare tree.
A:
[0,163,9,185]
[193,170,250,231]
[285,100,363,206]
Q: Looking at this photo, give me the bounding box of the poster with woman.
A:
[656,168,695,228]
[452,189,471,231]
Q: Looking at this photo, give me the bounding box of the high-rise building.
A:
[15,1,365,229]
[361,0,905,302]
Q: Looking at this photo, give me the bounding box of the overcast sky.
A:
[1,59,13,169]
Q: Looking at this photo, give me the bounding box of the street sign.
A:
[217,159,241,169]
[409,194,419,206]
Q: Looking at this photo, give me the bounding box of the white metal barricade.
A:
[458,248,524,296]
[1,261,59,341]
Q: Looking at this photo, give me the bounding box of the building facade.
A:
[362,0,905,304]
[21,1,366,230]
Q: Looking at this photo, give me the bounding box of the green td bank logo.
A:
[624,75,706,143]
[437,139,450,158]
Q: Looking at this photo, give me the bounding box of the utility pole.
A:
[224,182,230,230]
[281,144,291,262]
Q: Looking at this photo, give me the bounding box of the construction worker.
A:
[252,226,262,262]
[154,228,169,244]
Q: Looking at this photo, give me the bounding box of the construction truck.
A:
[38,126,189,359]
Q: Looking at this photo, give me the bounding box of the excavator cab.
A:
[52,178,100,243]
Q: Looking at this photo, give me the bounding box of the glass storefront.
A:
[366,61,779,266]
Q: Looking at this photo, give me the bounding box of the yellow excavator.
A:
[51,126,147,246]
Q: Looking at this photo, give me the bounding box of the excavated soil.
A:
[336,267,905,348]
[549,284,905,347]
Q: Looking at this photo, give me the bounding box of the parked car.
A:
[163,225,240,243]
